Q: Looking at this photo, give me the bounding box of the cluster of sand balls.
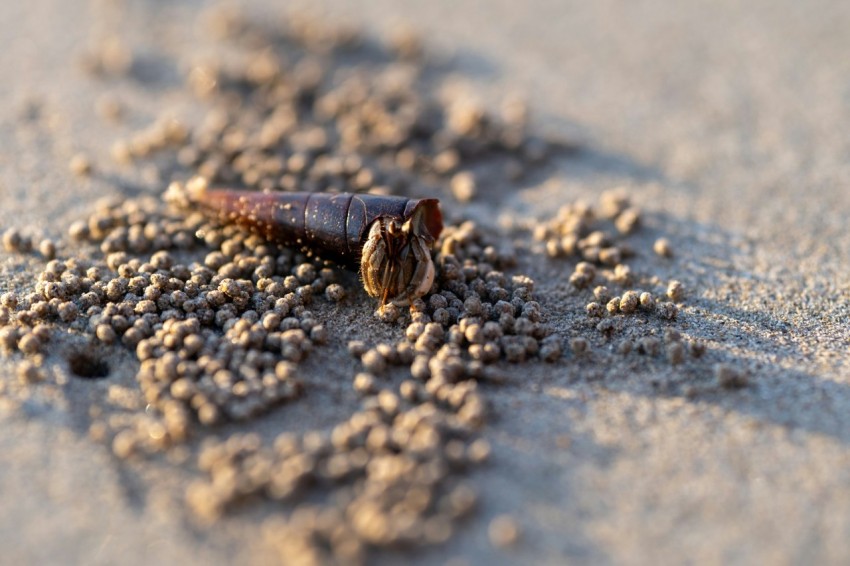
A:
[535,188,640,264]
[354,220,561,384]
[181,218,549,563]
[2,227,59,260]
[585,284,680,321]
[189,400,488,563]
[534,191,680,314]
[0,194,339,451]
[0,189,531,563]
[530,189,712,367]
[106,5,551,204]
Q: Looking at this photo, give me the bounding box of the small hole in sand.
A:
[68,351,110,379]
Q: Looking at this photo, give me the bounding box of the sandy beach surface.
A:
[2,0,850,564]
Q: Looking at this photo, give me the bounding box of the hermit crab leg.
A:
[169,179,443,306]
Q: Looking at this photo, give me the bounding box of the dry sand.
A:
[2,0,850,564]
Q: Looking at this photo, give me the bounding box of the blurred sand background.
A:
[2,0,850,564]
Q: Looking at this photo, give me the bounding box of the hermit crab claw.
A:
[360,199,442,307]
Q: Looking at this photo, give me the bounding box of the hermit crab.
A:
[167,179,443,306]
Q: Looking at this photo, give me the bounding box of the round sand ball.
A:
[2,228,24,252]
[353,372,377,396]
[361,349,387,375]
[112,430,136,459]
[598,188,630,218]
[110,140,133,164]
[374,303,400,323]
[598,247,621,266]
[619,291,639,314]
[1,292,18,309]
[96,324,118,344]
[639,292,656,312]
[347,340,368,357]
[294,262,317,284]
[614,207,640,234]
[411,355,430,381]
[488,515,521,548]
[17,333,42,355]
[569,337,588,354]
[585,302,604,318]
[612,264,632,286]
[546,239,563,258]
[653,238,672,258]
[309,324,328,344]
[539,337,562,362]
[68,220,89,241]
[0,320,17,343]
[399,380,420,402]
[38,239,57,260]
[575,261,596,277]
[593,286,611,304]
[666,280,685,303]
[325,283,346,302]
[69,153,93,177]
[450,171,477,202]
[467,438,492,464]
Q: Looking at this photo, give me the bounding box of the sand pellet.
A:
[488,515,521,548]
